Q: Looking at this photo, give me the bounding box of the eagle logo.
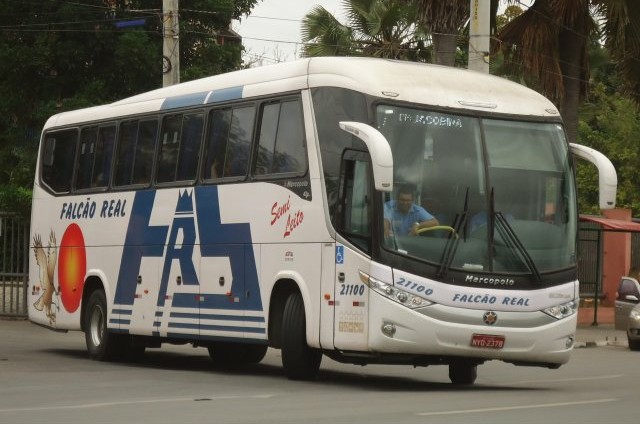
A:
[33,231,58,324]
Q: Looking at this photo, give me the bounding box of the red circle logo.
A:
[58,223,86,313]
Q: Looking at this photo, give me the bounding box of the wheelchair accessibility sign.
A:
[335,246,344,264]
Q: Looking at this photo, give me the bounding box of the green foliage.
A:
[0,184,32,218]
[0,0,259,218]
[301,0,430,61]
[578,77,640,216]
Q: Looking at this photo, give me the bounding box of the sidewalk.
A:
[575,306,628,348]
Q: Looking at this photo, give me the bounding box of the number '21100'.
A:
[340,284,365,296]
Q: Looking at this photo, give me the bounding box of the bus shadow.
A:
[43,347,548,392]
[43,346,282,375]
[312,368,545,392]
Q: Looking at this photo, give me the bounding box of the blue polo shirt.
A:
[384,201,434,235]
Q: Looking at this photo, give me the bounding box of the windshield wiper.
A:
[489,189,542,283]
[437,187,468,278]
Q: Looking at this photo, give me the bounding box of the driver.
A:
[384,186,439,237]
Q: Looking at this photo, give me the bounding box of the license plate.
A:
[470,334,505,349]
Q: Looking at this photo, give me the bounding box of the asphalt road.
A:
[0,319,637,424]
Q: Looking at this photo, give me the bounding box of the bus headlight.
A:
[359,271,433,309]
[542,300,578,320]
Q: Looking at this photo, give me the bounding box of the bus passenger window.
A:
[91,125,116,188]
[275,100,306,173]
[115,120,158,187]
[175,113,203,181]
[203,109,232,180]
[225,106,254,178]
[114,121,138,186]
[254,99,306,176]
[42,129,78,193]
[157,114,182,183]
[132,120,157,185]
[76,127,97,190]
[255,103,279,175]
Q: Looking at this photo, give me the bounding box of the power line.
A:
[0,15,154,30]
[1,2,636,96]
[245,15,301,23]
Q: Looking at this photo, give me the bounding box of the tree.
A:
[576,43,640,215]
[492,0,640,145]
[178,0,259,80]
[0,0,259,216]
[301,0,429,61]
[409,0,479,66]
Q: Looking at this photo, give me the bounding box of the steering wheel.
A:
[416,225,458,237]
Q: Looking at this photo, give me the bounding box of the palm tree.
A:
[301,0,428,61]
[493,0,640,144]
[408,0,472,66]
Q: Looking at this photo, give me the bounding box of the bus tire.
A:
[84,290,124,361]
[448,361,478,385]
[207,343,267,367]
[281,292,322,380]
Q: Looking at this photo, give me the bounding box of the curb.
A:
[574,341,608,348]
[574,339,627,348]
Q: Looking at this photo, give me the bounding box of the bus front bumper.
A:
[366,295,577,367]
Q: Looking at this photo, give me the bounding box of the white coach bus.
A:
[29,57,616,384]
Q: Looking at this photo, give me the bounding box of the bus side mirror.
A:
[339,121,393,192]
[570,143,617,210]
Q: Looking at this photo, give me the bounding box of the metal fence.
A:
[632,232,640,269]
[577,223,640,302]
[0,213,29,317]
[577,222,602,299]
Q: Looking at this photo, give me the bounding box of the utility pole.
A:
[468,0,490,73]
[162,0,180,87]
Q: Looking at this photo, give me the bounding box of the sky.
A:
[232,1,526,66]
[233,0,343,65]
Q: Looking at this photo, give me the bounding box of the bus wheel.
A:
[448,361,478,385]
[84,290,124,361]
[207,343,267,367]
[281,292,322,380]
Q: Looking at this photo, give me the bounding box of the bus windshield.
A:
[377,105,576,275]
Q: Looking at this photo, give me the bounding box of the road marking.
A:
[0,394,274,413]
[511,374,623,385]
[417,398,616,416]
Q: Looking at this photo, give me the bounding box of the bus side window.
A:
[157,114,182,183]
[175,113,203,181]
[42,129,78,193]
[76,127,97,190]
[114,120,158,187]
[132,120,158,185]
[275,100,306,174]
[114,121,138,186]
[203,108,232,180]
[156,112,203,184]
[91,125,116,188]
[225,106,254,178]
[255,103,279,175]
[254,99,307,176]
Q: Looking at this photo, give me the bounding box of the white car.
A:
[614,277,640,351]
